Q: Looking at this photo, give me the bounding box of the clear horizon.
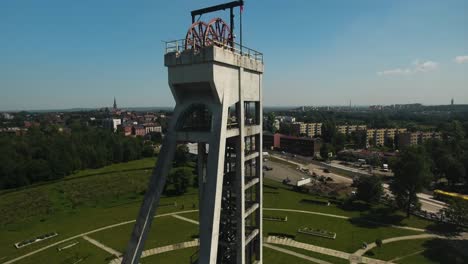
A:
[1,0,467,111]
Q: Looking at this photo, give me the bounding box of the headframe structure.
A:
[122,1,264,263]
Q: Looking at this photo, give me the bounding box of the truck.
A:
[382,164,389,172]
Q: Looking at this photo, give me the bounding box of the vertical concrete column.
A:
[198,103,229,264]
[236,67,246,264]
[257,73,263,263]
[197,142,206,225]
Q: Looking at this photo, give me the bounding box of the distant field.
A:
[1,158,464,264]
[365,238,468,264]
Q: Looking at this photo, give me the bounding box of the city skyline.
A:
[1,0,467,111]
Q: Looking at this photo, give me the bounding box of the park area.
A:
[0,157,467,264]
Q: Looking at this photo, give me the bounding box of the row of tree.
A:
[0,125,155,190]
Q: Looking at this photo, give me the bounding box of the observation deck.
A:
[164,40,263,73]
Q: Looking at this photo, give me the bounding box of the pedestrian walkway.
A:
[172,214,199,225]
[264,208,426,232]
[353,234,443,256]
[3,209,198,264]
[264,243,332,264]
[108,239,199,264]
[82,235,121,257]
[265,236,392,264]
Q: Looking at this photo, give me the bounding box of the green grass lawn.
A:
[0,157,440,263]
[263,246,322,264]
[263,210,422,253]
[263,178,432,229]
[89,213,199,252]
[139,246,323,264]
[140,246,198,263]
[181,211,200,222]
[14,237,113,264]
[273,244,349,264]
[365,238,468,264]
[68,158,156,179]
[0,158,199,262]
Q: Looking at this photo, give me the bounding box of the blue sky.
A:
[1,0,467,111]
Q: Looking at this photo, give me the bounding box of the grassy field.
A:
[262,247,323,264]
[365,238,468,264]
[14,237,113,264]
[274,245,349,264]
[0,157,200,262]
[139,246,332,264]
[1,157,462,264]
[263,210,422,253]
[89,212,199,252]
[263,178,433,229]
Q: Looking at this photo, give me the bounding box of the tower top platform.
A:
[164,40,263,73]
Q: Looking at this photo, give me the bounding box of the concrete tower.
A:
[122,2,263,264]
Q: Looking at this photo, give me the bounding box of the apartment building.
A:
[398,131,441,148]
[292,122,322,137]
[366,128,407,147]
[263,133,322,157]
[337,125,367,135]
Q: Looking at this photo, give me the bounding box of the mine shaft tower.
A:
[122,1,263,264]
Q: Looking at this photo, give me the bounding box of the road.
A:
[266,156,352,185]
[267,154,446,213]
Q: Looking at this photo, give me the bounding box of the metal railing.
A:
[164,39,263,63]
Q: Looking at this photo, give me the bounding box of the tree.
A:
[174,145,189,166]
[321,120,337,143]
[168,167,194,194]
[148,132,163,144]
[333,133,346,152]
[351,131,367,149]
[320,143,333,160]
[142,145,155,157]
[265,112,277,133]
[375,239,383,248]
[445,158,466,187]
[441,198,468,227]
[384,137,394,150]
[390,146,433,217]
[355,176,383,203]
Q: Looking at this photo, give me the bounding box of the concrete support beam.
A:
[245,203,259,218]
[198,105,229,264]
[245,229,259,245]
[122,106,183,264]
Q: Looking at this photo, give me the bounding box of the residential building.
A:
[263,132,322,157]
[103,118,122,132]
[366,127,407,147]
[276,116,296,123]
[143,123,162,134]
[397,131,441,148]
[291,122,322,137]
[132,125,146,137]
[337,124,367,135]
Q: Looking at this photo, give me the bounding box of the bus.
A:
[433,189,468,202]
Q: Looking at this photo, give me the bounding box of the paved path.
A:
[2,210,198,264]
[264,243,332,264]
[390,249,425,262]
[265,236,392,264]
[109,239,199,264]
[354,234,443,256]
[264,208,349,220]
[82,235,121,256]
[264,208,426,232]
[172,214,199,225]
